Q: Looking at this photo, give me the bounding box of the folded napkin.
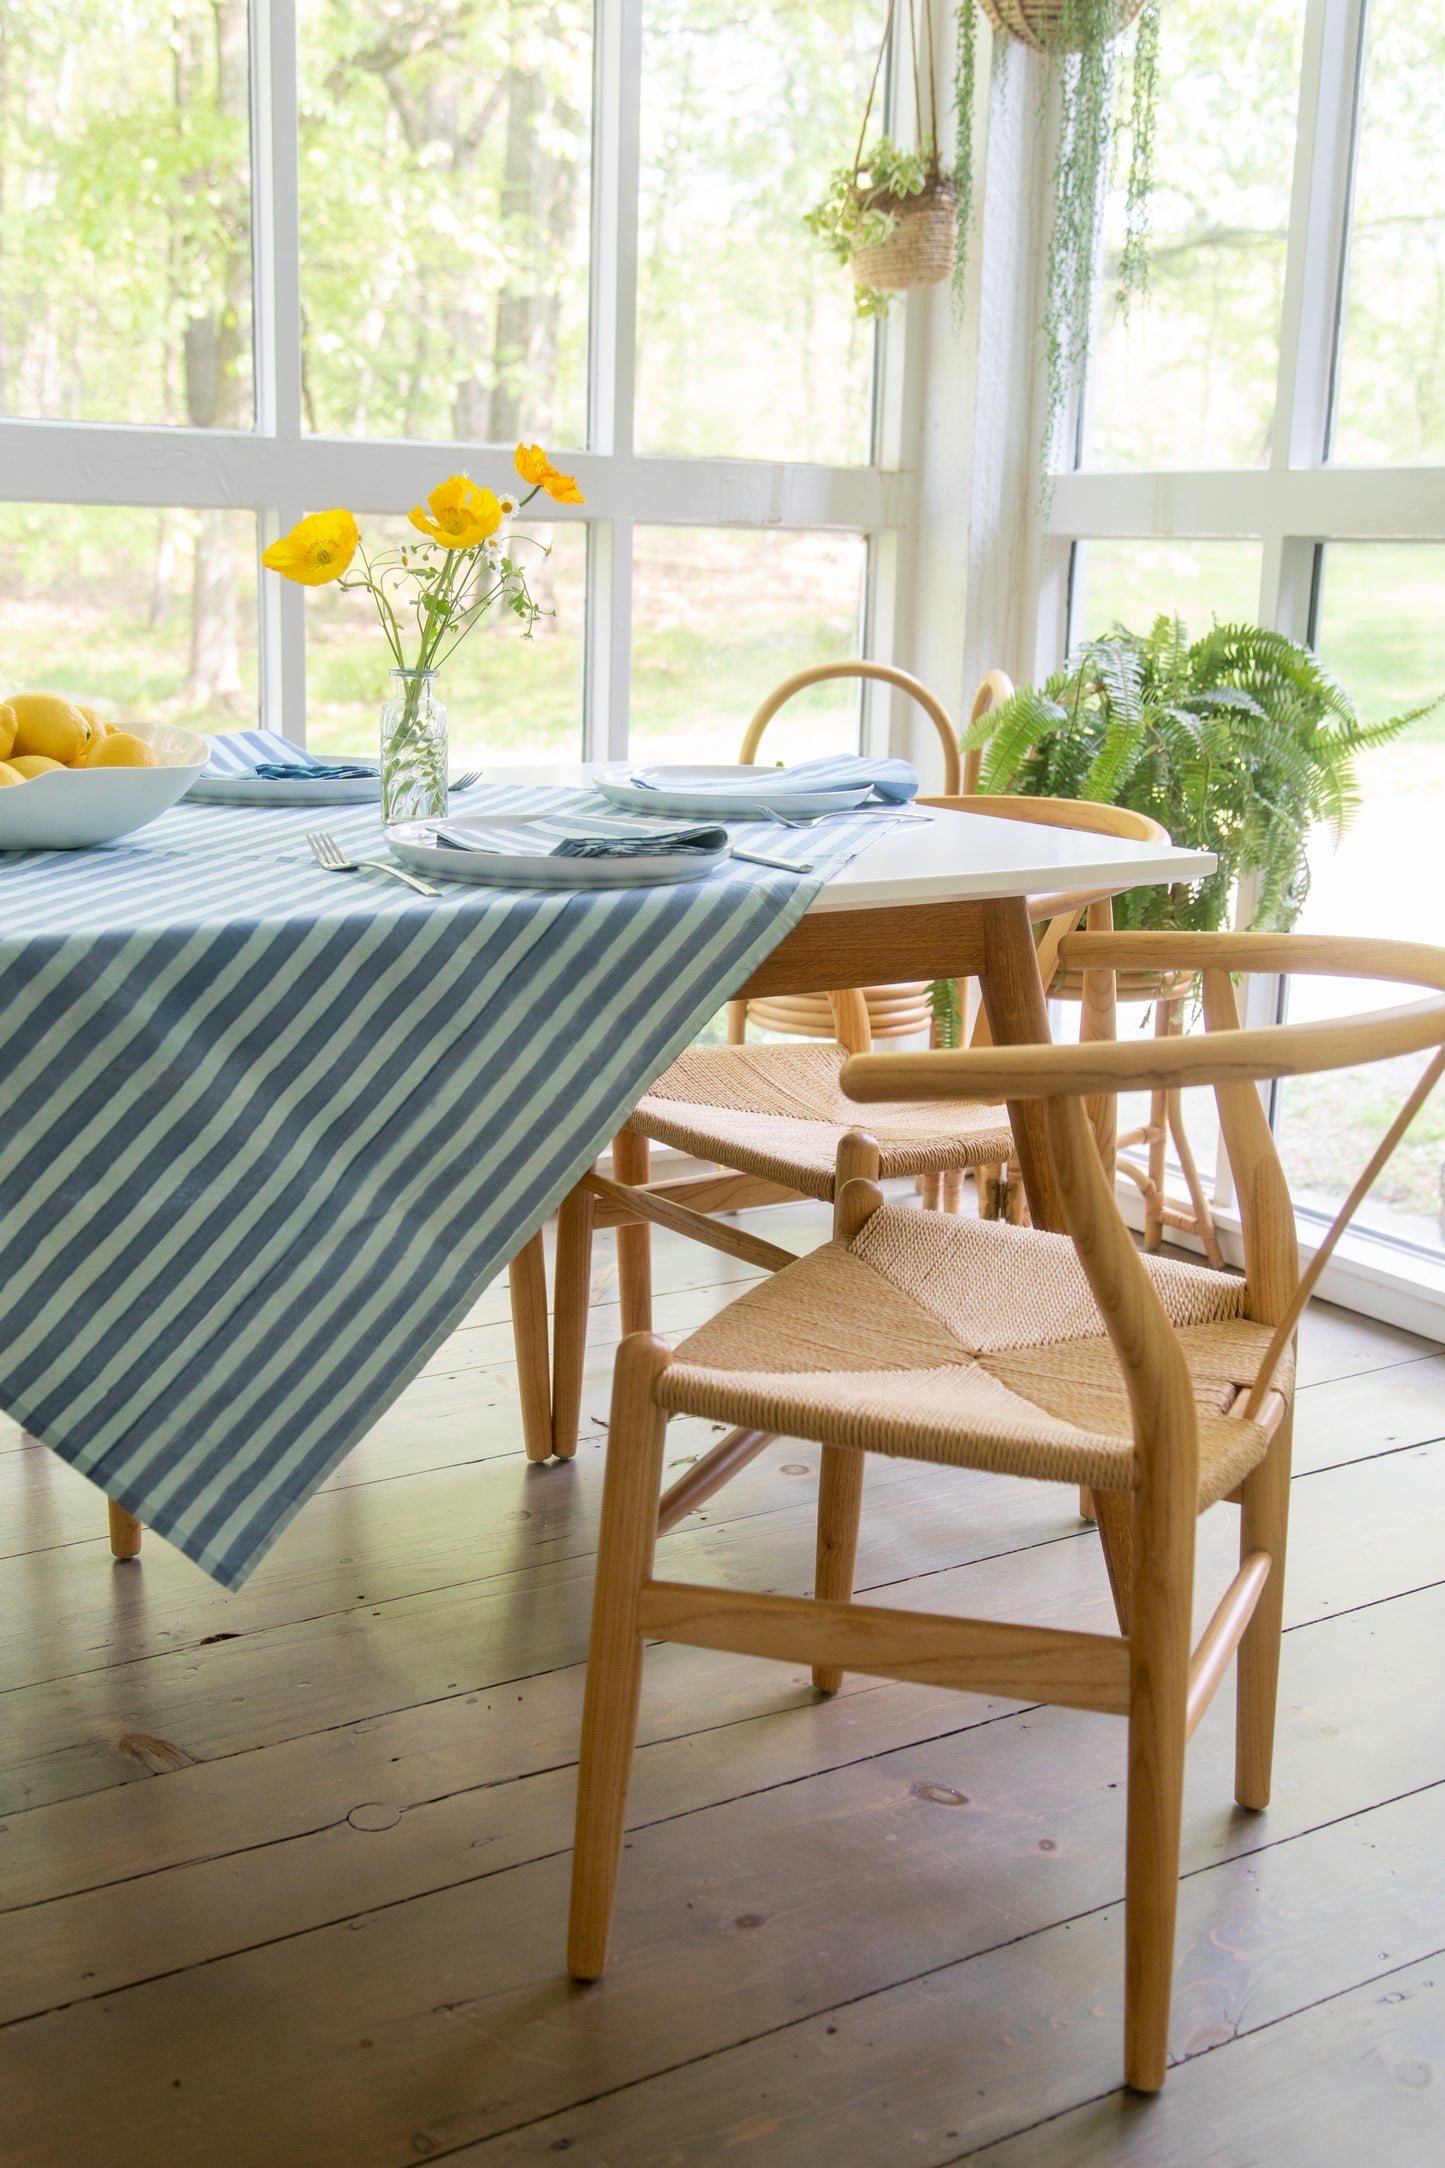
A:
[201,728,378,781]
[629,754,919,804]
[434,816,727,861]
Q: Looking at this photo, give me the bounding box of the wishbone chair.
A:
[566,930,1445,2093]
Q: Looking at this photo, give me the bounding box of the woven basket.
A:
[980,0,1146,55]
[852,177,957,293]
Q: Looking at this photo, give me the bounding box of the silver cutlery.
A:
[449,770,482,792]
[769,807,933,828]
[730,845,813,873]
[306,829,440,897]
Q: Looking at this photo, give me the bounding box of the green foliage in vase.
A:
[961,617,1438,933]
[953,1,1162,474]
[805,134,941,319]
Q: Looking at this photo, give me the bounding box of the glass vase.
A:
[380,668,447,822]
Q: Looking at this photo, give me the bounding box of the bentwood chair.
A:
[566,932,1445,2091]
[725,661,983,1048]
[549,786,1171,1460]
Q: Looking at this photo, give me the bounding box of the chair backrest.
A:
[961,669,1014,794]
[841,931,1445,1499]
[738,660,961,795]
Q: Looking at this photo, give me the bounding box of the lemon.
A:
[8,754,66,778]
[0,761,23,787]
[0,704,16,762]
[5,692,95,766]
[80,731,157,769]
[76,704,115,739]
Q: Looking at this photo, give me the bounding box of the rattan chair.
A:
[726,661,988,1048]
[566,931,1445,2092]
[549,788,1169,1461]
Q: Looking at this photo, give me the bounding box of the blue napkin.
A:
[629,754,919,804]
[434,816,727,861]
[201,729,378,781]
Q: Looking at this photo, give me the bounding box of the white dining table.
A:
[492,762,1214,1243]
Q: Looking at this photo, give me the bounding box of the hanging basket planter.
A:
[978,0,1147,57]
[851,175,958,292]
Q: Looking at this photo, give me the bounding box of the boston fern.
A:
[962,618,1435,934]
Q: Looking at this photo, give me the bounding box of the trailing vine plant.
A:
[953,1,1162,476]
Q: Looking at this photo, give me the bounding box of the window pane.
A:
[298,1,591,447]
[305,518,584,763]
[635,1,883,463]
[629,529,866,762]
[1273,544,1445,1256]
[1332,0,1445,465]
[0,506,258,727]
[1082,0,1302,471]
[0,2,254,428]
[1073,540,1262,640]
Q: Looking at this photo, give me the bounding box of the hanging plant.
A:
[953,0,1162,471]
[805,0,957,318]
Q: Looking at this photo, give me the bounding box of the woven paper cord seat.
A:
[659,1205,1282,1507]
[632,1045,1014,1201]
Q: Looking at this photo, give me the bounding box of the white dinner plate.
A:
[187,768,382,807]
[385,815,730,889]
[596,764,873,820]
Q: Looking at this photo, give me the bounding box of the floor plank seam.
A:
[416,1813,1445,2166]
[932,1937,1445,2167]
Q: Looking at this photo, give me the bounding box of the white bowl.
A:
[0,719,209,850]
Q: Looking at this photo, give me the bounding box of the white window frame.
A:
[0,0,938,767]
[978,0,1445,1332]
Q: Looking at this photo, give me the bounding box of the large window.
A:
[0,0,897,762]
[1044,0,1445,1306]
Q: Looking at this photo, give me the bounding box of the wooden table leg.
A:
[977,895,1067,1234]
[507,1229,552,1463]
[552,1178,595,1460]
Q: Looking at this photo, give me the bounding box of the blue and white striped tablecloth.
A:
[0,782,881,1586]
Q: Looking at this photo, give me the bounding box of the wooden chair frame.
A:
[567,932,1445,2094]
[729,659,963,1049]
[548,795,1171,1466]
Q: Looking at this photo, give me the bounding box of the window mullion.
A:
[584,0,642,759]
[251,0,306,739]
[1271,0,1369,473]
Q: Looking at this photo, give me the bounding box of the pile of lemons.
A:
[0,693,156,784]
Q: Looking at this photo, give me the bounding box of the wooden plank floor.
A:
[3,1193,1444,2165]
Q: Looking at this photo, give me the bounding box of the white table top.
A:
[490,763,1216,915]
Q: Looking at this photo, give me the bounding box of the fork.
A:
[306,829,440,898]
[450,769,482,793]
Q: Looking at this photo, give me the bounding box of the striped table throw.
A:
[0,779,882,1586]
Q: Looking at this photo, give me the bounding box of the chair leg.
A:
[612,1129,652,1335]
[508,1229,552,1462]
[726,998,748,1044]
[1235,1405,1292,1810]
[1123,1517,1191,2093]
[941,1168,965,1213]
[567,1333,673,1981]
[977,1161,1003,1220]
[107,1500,142,1558]
[1092,1487,1135,1634]
[812,1448,865,1694]
[811,1132,881,1692]
[551,1179,595,1460]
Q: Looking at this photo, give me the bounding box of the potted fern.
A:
[962,618,1435,935]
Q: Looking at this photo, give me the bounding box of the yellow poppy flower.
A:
[513,442,586,505]
[262,509,360,586]
[408,474,503,550]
